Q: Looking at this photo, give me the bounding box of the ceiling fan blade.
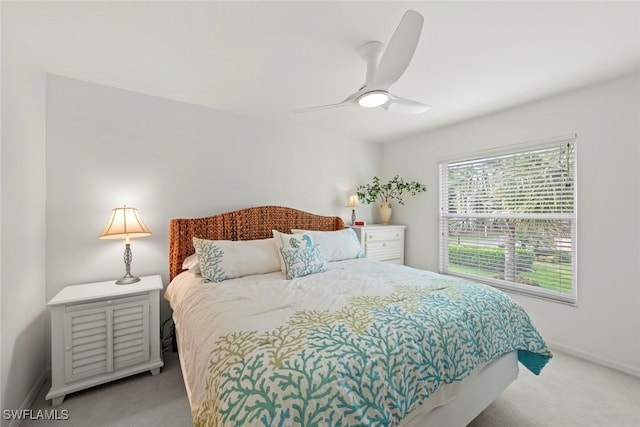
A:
[383,95,431,114]
[293,92,361,113]
[292,101,353,113]
[370,10,424,90]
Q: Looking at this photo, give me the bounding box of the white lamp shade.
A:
[346,195,360,208]
[99,206,151,240]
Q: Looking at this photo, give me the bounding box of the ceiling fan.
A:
[294,10,431,115]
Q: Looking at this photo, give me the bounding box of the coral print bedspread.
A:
[165,259,551,427]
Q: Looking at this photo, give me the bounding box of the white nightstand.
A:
[46,275,164,406]
[351,224,407,264]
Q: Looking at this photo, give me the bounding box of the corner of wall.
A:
[1,15,48,419]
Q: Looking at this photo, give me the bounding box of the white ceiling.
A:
[4,1,640,143]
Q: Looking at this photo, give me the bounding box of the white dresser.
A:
[46,275,164,405]
[351,224,407,264]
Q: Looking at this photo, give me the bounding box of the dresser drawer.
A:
[366,240,402,261]
[351,225,406,265]
[364,230,403,243]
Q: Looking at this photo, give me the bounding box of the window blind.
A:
[439,136,577,304]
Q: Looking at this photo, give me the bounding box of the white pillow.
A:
[290,228,365,262]
[272,230,314,272]
[181,253,201,274]
[192,237,280,283]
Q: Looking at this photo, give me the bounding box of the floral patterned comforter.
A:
[165,259,551,427]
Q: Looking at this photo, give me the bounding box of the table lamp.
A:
[346,195,360,226]
[99,205,152,284]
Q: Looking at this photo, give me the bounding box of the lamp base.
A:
[116,273,141,285]
[116,242,140,285]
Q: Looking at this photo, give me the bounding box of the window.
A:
[439,135,577,304]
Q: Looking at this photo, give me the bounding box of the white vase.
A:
[379,202,392,225]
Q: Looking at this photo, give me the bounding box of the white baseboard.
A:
[8,369,48,427]
[547,340,640,378]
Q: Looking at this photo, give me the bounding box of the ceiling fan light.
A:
[357,91,389,108]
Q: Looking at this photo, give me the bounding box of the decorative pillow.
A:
[272,230,314,272]
[181,253,201,274]
[280,245,327,280]
[290,228,365,262]
[192,237,280,283]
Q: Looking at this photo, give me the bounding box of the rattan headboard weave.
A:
[168,205,345,280]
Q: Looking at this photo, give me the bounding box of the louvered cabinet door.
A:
[63,305,110,383]
[112,298,150,370]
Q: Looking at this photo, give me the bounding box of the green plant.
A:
[447,244,535,273]
[356,175,426,205]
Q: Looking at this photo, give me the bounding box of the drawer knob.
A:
[382,242,386,246]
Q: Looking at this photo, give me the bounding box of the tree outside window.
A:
[439,137,576,304]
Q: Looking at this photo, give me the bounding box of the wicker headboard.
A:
[168,205,345,280]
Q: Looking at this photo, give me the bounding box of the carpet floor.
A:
[24,349,640,426]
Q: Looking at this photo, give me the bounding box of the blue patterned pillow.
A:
[272,230,314,272]
[193,237,280,283]
[279,244,327,280]
[193,237,229,283]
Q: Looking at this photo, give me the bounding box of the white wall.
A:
[0,21,47,424]
[383,73,640,376]
[46,75,381,323]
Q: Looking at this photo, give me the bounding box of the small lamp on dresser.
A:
[346,195,360,226]
[99,205,152,284]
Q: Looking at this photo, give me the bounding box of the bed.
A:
[165,206,551,427]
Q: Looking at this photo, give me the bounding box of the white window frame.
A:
[438,134,577,304]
